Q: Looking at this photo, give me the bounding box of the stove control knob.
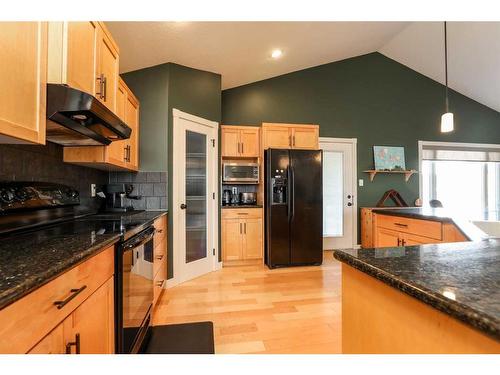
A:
[67,189,79,199]
[15,188,29,202]
[0,188,15,204]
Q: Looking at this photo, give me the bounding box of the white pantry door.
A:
[320,138,357,249]
[173,109,219,285]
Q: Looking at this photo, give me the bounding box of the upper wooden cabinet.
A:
[0,22,47,145]
[262,123,319,150]
[221,125,260,157]
[95,23,119,112]
[63,78,140,171]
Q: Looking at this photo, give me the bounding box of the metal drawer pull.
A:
[96,74,105,99]
[244,223,247,234]
[394,223,408,227]
[156,280,165,287]
[237,212,248,215]
[155,254,164,261]
[240,223,242,234]
[241,142,244,154]
[65,333,80,354]
[54,285,87,309]
[157,229,163,233]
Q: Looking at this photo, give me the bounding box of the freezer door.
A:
[290,150,323,265]
[265,149,290,267]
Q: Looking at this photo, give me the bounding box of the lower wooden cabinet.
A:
[29,277,114,354]
[222,208,263,263]
[152,214,167,310]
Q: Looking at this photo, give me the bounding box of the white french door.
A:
[173,109,219,285]
[320,138,357,249]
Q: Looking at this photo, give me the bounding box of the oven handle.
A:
[122,226,156,250]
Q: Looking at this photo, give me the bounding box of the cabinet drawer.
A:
[154,215,167,246]
[153,258,167,307]
[222,208,262,220]
[154,239,166,277]
[376,214,442,240]
[0,246,114,354]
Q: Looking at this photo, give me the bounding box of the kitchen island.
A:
[333,240,500,353]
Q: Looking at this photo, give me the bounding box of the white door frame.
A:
[319,137,358,248]
[169,109,220,288]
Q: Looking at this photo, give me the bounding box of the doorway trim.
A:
[169,108,220,288]
[319,137,358,248]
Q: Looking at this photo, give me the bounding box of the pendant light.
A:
[441,21,454,133]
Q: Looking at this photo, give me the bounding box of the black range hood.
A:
[46,84,132,146]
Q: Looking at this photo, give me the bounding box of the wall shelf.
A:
[363,169,418,182]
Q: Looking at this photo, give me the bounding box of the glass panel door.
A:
[185,130,207,263]
[323,151,343,237]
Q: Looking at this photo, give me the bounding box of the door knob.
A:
[180,203,187,209]
[347,202,352,206]
[347,195,352,199]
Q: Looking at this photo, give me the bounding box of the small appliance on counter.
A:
[222,189,232,206]
[102,183,142,213]
[239,192,257,205]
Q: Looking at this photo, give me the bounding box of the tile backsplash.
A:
[109,171,168,210]
[0,143,108,210]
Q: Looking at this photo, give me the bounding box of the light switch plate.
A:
[358,179,364,187]
[91,184,96,197]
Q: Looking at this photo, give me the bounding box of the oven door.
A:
[117,226,155,353]
[223,163,259,183]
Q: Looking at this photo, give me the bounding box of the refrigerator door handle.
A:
[287,166,292,219]
[290,166,295,219]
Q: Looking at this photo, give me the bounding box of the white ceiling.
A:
[107,21,500,112]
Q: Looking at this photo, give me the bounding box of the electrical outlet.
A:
[91,184,96,197]
[358,179,364,187]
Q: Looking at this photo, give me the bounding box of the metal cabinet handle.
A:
[124,146,128,162]
[102,75,107,101]
[241,142,244,154]
[128,145,131,162]
[54,285,87,309]
[244,222,246,234]
[237,212,248,215]
[157,229,163,233]
[156,280,165,287]
[240,222,242,234]
[289,135,292,147]
[401,239,406,246]
[155,254,164,261]
[397,238,400,246]
[65,333,80,354]
[394,223,408,228]
[96,74,105,99]
[293,135,296,146]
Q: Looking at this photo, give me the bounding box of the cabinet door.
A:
[66,22,97,94]
[263,127,291,149]
[63,277,114,354]
[106,79,128,165]
[28,325,65,354]
[240,128,260,157]
[292,127,319,149]
[0,22,47,144]
[375,228,401,248]
[402,233,438,246]
[125,95,140,170]
[243,218,263,260]
[221,128,241,157]
[95,25,118,112]
[222,219,243,261]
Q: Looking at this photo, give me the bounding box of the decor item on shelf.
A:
[373,146,406,171]
[441,21,454,133]
[376,189,409,208]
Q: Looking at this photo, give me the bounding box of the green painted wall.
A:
[122,63,221,278]
[222,52,500,214]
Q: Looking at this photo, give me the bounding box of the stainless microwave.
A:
[223,163,259,183]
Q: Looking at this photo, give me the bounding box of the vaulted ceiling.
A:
[106,21,500,112]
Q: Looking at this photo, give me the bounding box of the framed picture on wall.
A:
[373,145,406,171]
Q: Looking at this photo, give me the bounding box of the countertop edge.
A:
[333,249,500,342]
[0,235,121,311]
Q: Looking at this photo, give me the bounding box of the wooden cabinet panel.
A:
[376,214,442,240]
[66,22,97,94]
[402,233,436,246]
[240,128,260,157]
[292,127,319,149]
[63,277,114,354]
[221,127,240,157]
[153,258,167,307]
[125,94,140,170]
[95,24,118,112]
[375,228,401,248]
[222,219,243,261]
[0,22,47,144]
[243,218,263,259]
[263,126,291,149]
[28,325,65,354]
[222,208,262,220]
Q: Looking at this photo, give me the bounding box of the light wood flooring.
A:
[153,251,342,354]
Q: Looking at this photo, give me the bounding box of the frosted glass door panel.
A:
[323,151,343,237]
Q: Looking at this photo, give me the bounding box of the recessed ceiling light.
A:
[271,49,283,59]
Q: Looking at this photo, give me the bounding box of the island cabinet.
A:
[48,21,119,113]
[0,246,115,354]
[372,212,468,248]
[262,123,319,150]
[0,22,47,145]
[153,214,168,309]
[222,208,263,264]
[221,125,260,157]
[63,77,140,171]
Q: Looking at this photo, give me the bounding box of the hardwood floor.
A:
[153,251,342,354]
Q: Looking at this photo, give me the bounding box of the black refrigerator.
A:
[264,148,323,269]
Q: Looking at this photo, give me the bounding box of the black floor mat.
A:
[142,321,215,354]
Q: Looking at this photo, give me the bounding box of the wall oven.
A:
[115,226,155,353]
[222,162,259,183]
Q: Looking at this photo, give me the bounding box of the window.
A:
[420,141,500,218]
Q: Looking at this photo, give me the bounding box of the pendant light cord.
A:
[444,21,449,112]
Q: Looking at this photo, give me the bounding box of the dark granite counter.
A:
[333,240,500,341]
[372,207,498,241]
[0,210,167,310]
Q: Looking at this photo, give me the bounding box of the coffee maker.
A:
[102,184,142,212]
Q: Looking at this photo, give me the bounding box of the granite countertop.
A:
[0,210,167,310]
[372,207,498,241]
[221,205,263,209]
[333,240,500,341]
